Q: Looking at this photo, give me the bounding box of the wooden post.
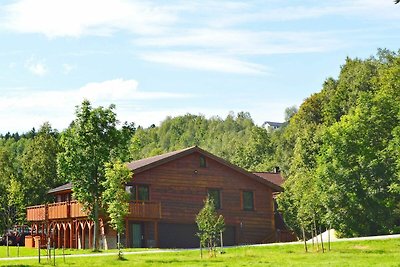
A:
[63,227,67,249]
[53,241,56,266]
[70,223,73,249]
[57,227,61,249]
[88,224,93,249]
[82,226,85,249]
[302,226,307,253]
[17,243,20,257]
[38,238,41,264]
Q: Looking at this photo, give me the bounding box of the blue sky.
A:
[0,0,399,134]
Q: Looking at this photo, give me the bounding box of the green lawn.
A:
[1,238,400,266]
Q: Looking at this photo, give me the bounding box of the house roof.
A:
[126,146,195,173]
[127,146,283,192]
[252,172,284,187]
[49,146,283,194]
[48,182,72,194]
[262,121,284,128]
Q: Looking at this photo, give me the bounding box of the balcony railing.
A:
[26,201,87,221]
[70,201,87,218]
[27,201,160,221]
[48,202,69,219]
[26,204,46,221]
[128,201,161,219]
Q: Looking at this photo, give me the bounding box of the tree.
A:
[102,160,131,259]
[196,197,225,257]
[21,122,61,206]
[278,49,400,238]
[57,100,119,250]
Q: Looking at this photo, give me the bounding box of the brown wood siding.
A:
[132,152,276,245]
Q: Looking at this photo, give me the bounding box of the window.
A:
[207,188,221,209]
[243,191,254,211]
[138,185,149,201]
[126,185,149,201]
[200,155,207,168]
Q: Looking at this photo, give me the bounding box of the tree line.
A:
[0,49,399,243]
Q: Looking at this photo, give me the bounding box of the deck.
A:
[27,201,161,221]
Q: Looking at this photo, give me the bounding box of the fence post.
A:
[53,240,56,266]
[6,236,9,257]
[38,238,41,264]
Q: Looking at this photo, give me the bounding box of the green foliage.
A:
[21,122,62,206]
[278,49,400,238]
[128,112,277,172]
[0,123,61,232]
[57,100,120,250]
[196,197,225,257]
[103,160,131,259]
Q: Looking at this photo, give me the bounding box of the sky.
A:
[0,0,399,134]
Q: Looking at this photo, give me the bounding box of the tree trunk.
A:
[93,199,99,251]
[302,226,307,253]
[313,216,319,252]
[310,227,314,250]
[319,225,324,253]
[328,224,331,251]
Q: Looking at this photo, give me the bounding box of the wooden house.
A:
[26,146,282,249]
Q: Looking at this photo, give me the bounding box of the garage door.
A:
[158,223,236,248]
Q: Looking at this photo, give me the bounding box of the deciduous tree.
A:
[57,100,119,250]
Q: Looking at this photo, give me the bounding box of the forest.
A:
[0,49,399,239]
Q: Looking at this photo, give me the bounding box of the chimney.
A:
[274,166,280,173]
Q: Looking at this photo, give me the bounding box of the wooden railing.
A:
[70,201,87,218]
[128,201,161,219]
[48,202,69,219]
[26,204,46,221]
[26,201,87,221]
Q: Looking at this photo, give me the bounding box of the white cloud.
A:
[136,29,340,55]
[2,0,177,37]
[62,63,76,74]
[25,57,48,76]
[141,52,268,74]
[0,79,192,132]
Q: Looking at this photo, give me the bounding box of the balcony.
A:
[70,201,87,218]
[48,202,69,219]
[26,201,87,221]
[26,204,46,221]
[127,201,161,220]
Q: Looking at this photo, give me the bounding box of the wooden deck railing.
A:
[70,201,87,218]
[26,201,87,221]
[48,202,69,219]
[26,204,46,221]
[128,201,161,219]
[27,201,160,221]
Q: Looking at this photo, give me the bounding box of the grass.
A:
[0,238,400,266]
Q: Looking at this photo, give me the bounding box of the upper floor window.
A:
[207,188,221,209]
[200,155,207,168]
[243,191,254,211]
[126,185,149,201]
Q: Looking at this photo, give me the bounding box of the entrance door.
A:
[131,223,143,248]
